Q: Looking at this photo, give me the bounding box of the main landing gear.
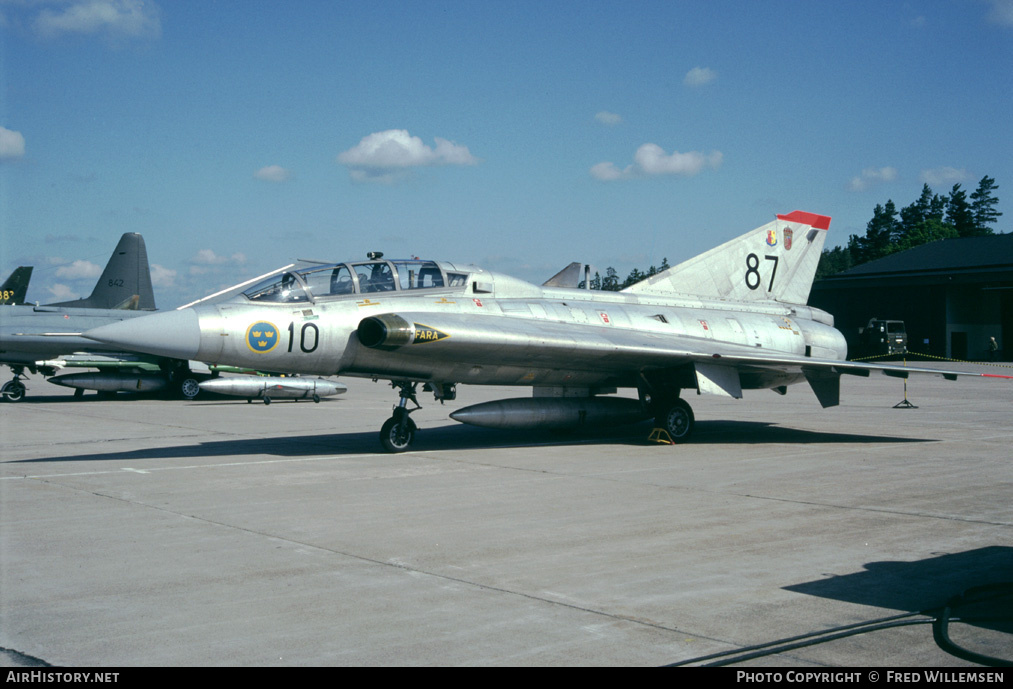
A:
[641,385,696,443]
[656,397,695,442]
[1,367,28,403]
[380,381,421,453]
[164,361,202,401]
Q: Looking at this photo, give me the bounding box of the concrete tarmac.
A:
[1,364,1011,667]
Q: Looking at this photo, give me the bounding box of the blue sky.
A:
[2,0,1011,307]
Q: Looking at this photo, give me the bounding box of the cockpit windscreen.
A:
[242,260,458,303]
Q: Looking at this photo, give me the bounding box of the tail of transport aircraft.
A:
[623,211,831,305]
[48,233,156,310]
[0,266,33,305]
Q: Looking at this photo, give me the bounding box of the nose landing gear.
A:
[1,367,28,402]
[380,380,421,452]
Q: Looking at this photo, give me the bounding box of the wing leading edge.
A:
[687,351,1012,407]
[351,310,1006,406]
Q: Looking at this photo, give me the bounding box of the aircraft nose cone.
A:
[83,309,202,361]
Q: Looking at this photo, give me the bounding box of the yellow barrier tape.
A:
[848,350,1013,370]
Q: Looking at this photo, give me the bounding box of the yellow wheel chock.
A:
[648,428,674,445]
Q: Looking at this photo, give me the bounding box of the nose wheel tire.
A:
[2,381,26,402]
[657,398,694,443]
[380,416,417,453]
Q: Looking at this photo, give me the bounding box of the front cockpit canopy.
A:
[243,259,466,304]
[243,271,311,303]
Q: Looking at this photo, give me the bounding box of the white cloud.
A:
[683,67,717,87]
[591,144,722,181]
[589,162,626,181]
[149,263,176,288]
[920,166,967,186]
[986,0,1013,27]
[594,111,622,126]
[0,127,25,159]
[635,144,722,175]
[34,0,161,40]
[55,259,102,280]
[47,284,80,301]
[337,129,478,183]
[254,165,291,183]
[190,249,247,265]
[846,166,898,192]
[188,249,247,275]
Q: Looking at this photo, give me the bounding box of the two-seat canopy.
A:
[243,259,468,304]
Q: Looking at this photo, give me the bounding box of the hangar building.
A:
[810,234,1013,361]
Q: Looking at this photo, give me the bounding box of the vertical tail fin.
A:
[47,233,156,310]
[543,262,594,288]
[0,266,33,305]
[623,211,831,305]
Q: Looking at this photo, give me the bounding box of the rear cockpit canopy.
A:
[243,259,468,304]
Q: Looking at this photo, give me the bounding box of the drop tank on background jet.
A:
[198,375,347,404]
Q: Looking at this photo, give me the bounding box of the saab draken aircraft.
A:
[0,234,203,401]
[85,212,1009,451]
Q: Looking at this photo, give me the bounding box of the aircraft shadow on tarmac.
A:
[784,546,1013,663]
[673,547,1012,667]
[11,417,932,465]
[785,546,1012,621]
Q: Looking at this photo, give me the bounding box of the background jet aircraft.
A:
[541,261,595,289]
[0,234,203,401]
[84,211,1010,451]
[0,266,33,305]
[46,233,156,310]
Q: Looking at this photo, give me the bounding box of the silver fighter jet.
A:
[83,212,1010,451]
[0,234,201,401]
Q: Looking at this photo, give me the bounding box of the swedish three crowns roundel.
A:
[246,321,280,353]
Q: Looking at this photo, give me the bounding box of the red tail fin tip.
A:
[777,211,831,231]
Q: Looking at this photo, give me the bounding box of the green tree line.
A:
[588,175,1002,289]
[587,258,670,291]
[816,175,1002,279]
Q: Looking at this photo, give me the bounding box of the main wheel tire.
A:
[380,416,417,453]
[657,398,694,443]
[178,376,201,400]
